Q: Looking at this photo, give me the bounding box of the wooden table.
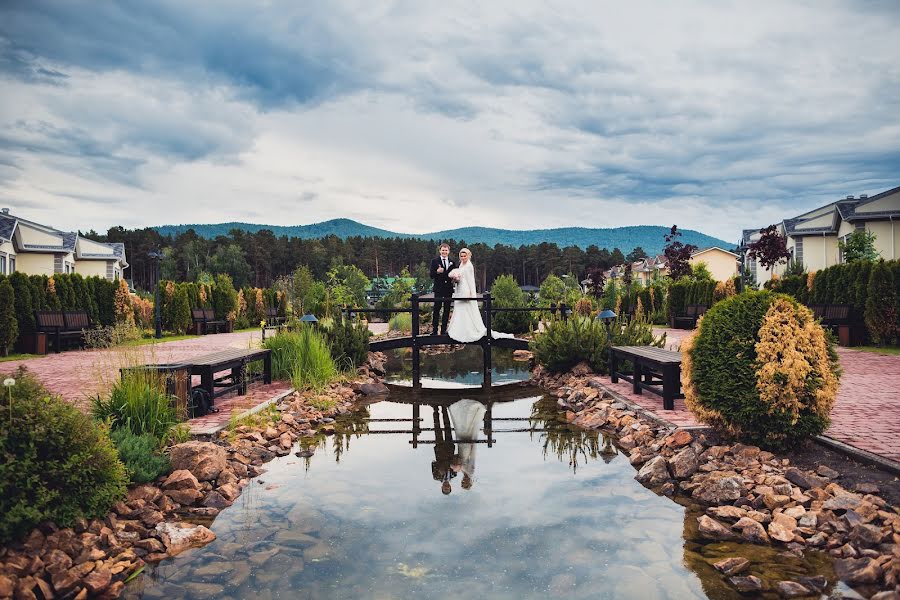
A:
[609,346,684,410]
[189,348,272,403]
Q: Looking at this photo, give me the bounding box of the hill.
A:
[154,219,732,255]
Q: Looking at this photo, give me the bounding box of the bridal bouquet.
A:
[449,270,462,282]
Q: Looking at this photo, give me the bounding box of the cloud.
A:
[0,0,898,241]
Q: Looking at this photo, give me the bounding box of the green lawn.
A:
[0,353,39,363]
[852,345,900,356]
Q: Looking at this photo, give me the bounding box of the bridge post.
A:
[411,293,421,389]
[411,402,420,448]
[482,292,492,389]
[484,401,493,448]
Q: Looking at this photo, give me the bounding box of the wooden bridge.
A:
[346,292,569,389]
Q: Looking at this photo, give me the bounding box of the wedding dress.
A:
[448,399,486,483]
[446,261,514,343]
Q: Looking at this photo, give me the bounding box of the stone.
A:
[34,577,54,600]
[713,557,749,575]
[707,505,746,522]
[359,383,389,396]
[832,557,883,585]
[665,430,693,448]
[0,576,13,598]
[697,516,736,541]
[782,506,806,520]
[729,575,763,593]
[98,581,124,599]
[762,493,791,510]
[50,570,80,596]
[855,482,880,494]
[217,483,240,502]
[202,491,231,509]
[164,488,202,506]
[806,532,827,547]
[44,549,73,575]
[279,433,293,450]
[127,484,162,504]
[784,467,826,490]
[815,465,839,479]
[768,513,798,543]
[134,538,165,553]
[22,529,46,554]
[138,508,165,528]
[512,350,533,360]
[668,447,699,480]
[775,581,812,598]
[169,442,227,481]
[571,361,593,376]
[733,517,770,544]
[823,493,861,512]
[693,476,743,505]
[155,522,216,557]
[850,523,883,547]
[83,570,112,595]
[162,469,200,491]
[15,577,38,600]
[635,456,670,486]
[797,576,828,593]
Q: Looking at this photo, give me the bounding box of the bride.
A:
[446,248,514,343]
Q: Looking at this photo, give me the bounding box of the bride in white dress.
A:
[446,248,514,343]
[448,399,486,490]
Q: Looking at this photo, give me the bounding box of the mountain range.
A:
[154,219,733,255]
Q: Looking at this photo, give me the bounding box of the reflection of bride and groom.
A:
[430,243,514,343]
[431,400,486,495]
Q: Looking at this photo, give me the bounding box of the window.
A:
[0,254,5,275]
[794,238,804,266]
[855,222,866,231]
[9,256,14,273]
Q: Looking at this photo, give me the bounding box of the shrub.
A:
[389,312,412,332]
[263,327,339,390]
[171,285,192,334]
[8,272,35,336]
[325,318,371,369]
[865,260,897,345]
[573,297,594,317]
[110,429,171,484]
[212,273,239,321]
[92,371,181,439]
[0,278,18,356]
[0,368,127,543]
[491,275,534,333]
[682,291,840,448]
[532,314,664,374]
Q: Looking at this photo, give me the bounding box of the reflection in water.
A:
[127,355,838,600]
[385,345,529,387]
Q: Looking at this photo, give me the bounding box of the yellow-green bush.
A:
[682,291,840,448]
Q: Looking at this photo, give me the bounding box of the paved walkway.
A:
[604,328,900,463]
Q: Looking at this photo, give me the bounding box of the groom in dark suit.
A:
[430,243,456,335]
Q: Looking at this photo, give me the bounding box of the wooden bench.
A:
[189,348,272,407]
[808,303,864,346]
[671,304,707,329]
[265,307,286,326]
[35,310,90,353]
[610,345,684,410]
[191,308,227,335]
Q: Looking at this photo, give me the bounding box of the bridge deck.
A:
[369,334,529,352]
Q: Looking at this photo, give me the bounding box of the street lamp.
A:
[300,313,319,325]
[147,249,164,339]
[597,309,617,337]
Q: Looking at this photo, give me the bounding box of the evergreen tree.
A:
[854,262,872,318]
[839,229,878,262]
[0,279,18,356]
[8,272,34,335]
[172,285,192,334]
[864,260,897,345]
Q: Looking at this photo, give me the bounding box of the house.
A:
[739,184,900,283]
[0,208,127,280]
[689,247,739,282]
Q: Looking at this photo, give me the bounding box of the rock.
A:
[571,362,593,376]
[816,465,839,479]
[165,488,202,506]
[797,576,827,593]
[733,517,770,544]
[35,577,54,600]
[279,433,293,450]
[217,483,241,502]
[693,476,743,505]
[775,581,812,598]
[169,442,227,482]
[155,522,216,557]
[855,482,880,494]
[98,581,124,599]
[697,516,736,541]
[668,447,699,479]
[833,557,883,585]
[83,570,112,595]
[512,350,533,360]
[784,467,827,490]
[707,506,746,522]
[823,493,861,512]
[713,557,749,575]
[50,570,80,596]
[729,575,763,593]
[15,577,38,600]
[202,491,231,509]
[850,523,883,547]
[44,549,73,575]
[782,506,806,520]
[0,576,13,598]
[138,508,165,528]
[359,383,389,396]
[133,538,165,553]
[22,529,45,554]
[127,484,162,504]
[768,513,798,543]
[665,430,693,448]
[635,456,670,486]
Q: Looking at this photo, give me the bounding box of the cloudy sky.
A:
[1,1,898,241]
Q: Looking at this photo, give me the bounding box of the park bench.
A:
[610,345,684,410]
[670,304,707,329]
[191,308,227,335]
[35,310,90,353]
[808,303,864,346]
[265,307,286,326]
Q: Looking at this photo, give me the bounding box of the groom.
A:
[430,243,456,335]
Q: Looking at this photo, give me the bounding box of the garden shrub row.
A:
[666,279,717,322]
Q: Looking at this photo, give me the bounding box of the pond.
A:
[126,348,840,600]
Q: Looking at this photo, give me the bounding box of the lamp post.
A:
[300,313,319,325]
[147,249,163,339]
[597,309,617,337]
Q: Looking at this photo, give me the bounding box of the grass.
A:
[262,327,340,391]
[0,353,39,363]
[226,403,281,441]
[852,345,900,356]
[120,333,199,347]
[389,313,412,332]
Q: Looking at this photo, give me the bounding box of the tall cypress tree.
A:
[0,278,19,356]
[865,260,897,345]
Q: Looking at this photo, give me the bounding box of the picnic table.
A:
[609,345,684,410]
[189,348,272,403]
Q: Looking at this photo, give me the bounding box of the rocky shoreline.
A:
[531,363,900,598]
[0,355,390,600]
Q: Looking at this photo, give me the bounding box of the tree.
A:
[626,246,648,263]
[622,263,633,285]
[865,260,897,345]
[691,261,714,281]
[171,285,192,334]
[0,279,18,355]
[584,267,606,299]
[412,262,432,294]
[491,275,532,333]
[208,243,252,288]
[8,272,34,336]
[538,274,566,306]
[747,225,791,271]
[663,225,697,281]
[839,229,879,263]
[212,274,239,320]
[291,266,315,315]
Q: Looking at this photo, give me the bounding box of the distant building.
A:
[688,247,739,282]
[0,209,127,280]
[739,184,900,283]
[604,248,737,285]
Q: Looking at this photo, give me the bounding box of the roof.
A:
[0,211,125,264]
[0,215,16,241]
[691,246,739,258]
